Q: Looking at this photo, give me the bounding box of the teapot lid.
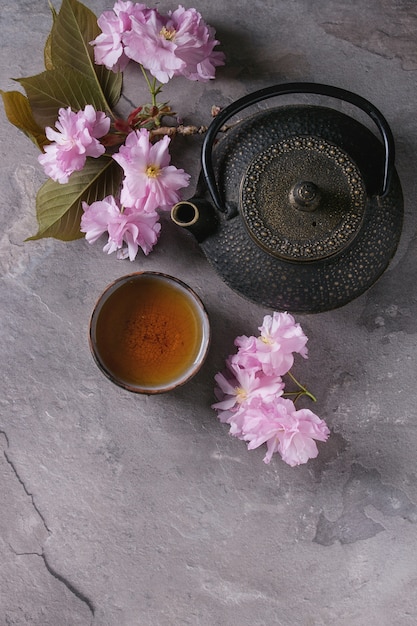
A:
[240,135,367,262]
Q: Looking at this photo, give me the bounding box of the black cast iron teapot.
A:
[171,83,403,313]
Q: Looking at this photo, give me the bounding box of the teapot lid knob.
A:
[289,181,321,212]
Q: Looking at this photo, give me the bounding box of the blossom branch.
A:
[212,312,329,466]
[149,121,237,140]
[21,0,227,255]
[150,124,208,138]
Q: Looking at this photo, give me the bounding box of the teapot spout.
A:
[171,197,218,243]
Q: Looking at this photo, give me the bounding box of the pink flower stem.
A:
[285,371,317,403]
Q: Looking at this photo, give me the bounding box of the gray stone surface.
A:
[1,0,417,624]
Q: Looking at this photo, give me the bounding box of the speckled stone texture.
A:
[1,1,417,625]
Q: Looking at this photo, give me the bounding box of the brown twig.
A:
[149,122,237,140]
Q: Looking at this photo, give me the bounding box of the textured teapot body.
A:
[171,84,403,313]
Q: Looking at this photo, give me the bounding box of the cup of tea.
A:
[89,272,211,393]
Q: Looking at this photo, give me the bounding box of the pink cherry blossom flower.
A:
[232,333,263,370]
[233,313,308,376]
[275,405,330,467]
[241,397,330,466]
[165,6,225,82]
[227,396,267,439]
[123,6,225,83]
[123,9,183,83]
[90,1,151,72]
[38,105,110,184]
[254,312,309,377]
[212,359,284,425]
[113,128,190,212]
[226,396,270,441]
[80,195,161,260]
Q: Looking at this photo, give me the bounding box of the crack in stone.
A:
[1,430,96,621]
[9,545,42,557]
[8,546,95,619]
[42,551,96,618]
[2,446,51,534]
[0,429,10,447]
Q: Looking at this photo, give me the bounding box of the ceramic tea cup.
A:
[89,272,211,394]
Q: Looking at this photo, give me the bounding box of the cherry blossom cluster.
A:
[91,1,225,82]
[212,312,330,466]
[38,105,111,184]
[80,128,190,260]
[36,1,225,262]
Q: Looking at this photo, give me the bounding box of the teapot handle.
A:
[201,82,395,211]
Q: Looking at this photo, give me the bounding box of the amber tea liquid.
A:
[93,275,204,389]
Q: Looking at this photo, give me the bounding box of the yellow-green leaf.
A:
[0,90,48,149]
[17,68,111,129]
[50,0,122,111]
[28,157,123,241]
[44,1,58,70]
[44,33,54,71]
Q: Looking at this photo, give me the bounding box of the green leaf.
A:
[0,90,48,149]
[17,68,112,129]
[44,32,54,71]
[28,157,123,241]
[44,1,58,70]
[50,0,122,111]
